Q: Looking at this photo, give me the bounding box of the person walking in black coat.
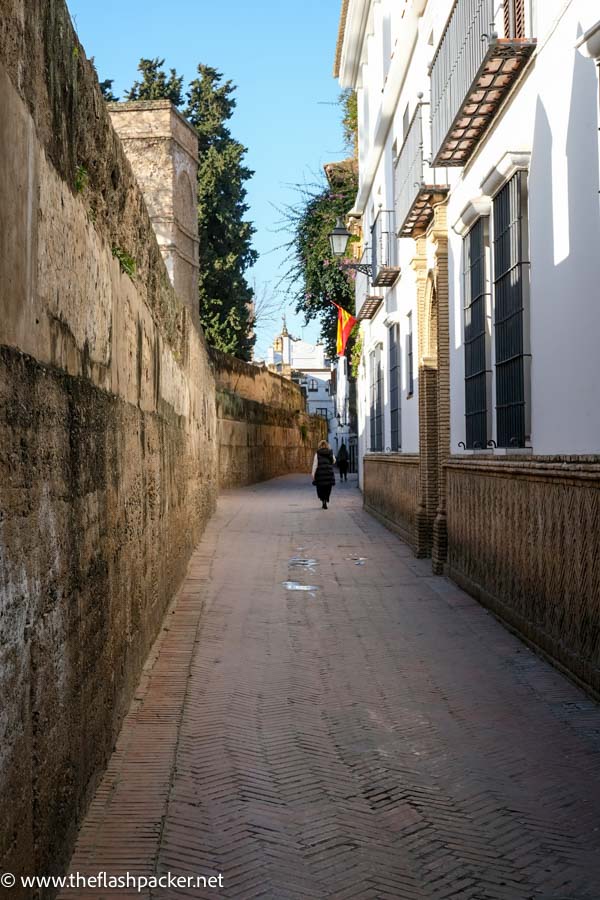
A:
[311,440,336,509]
[337,442,349,482]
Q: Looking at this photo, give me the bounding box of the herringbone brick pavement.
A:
[61,475,600,900]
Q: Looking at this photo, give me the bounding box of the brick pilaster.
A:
[430,203,450,574]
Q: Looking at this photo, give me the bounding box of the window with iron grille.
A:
[389,324,401,450]
[308,379,318,392]
[406,312,414,397]
[493,170,531,448]
[315,408,329,420]
[504,0,526,39]
[369,348,383,451]
[463,217,491,448]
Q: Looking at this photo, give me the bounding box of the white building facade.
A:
[335,0,600,696]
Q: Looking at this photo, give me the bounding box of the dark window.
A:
[369,347,383,451]
[463,217,491,448]
[493,170,530,448]
[308,379,318,392]
[389,324,401,450]
[504,0,526,38]
[315,408,328,420]
[406,312,414,396]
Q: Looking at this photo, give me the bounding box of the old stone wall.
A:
[0,1,218,892]
[363,455,420,550]
[210,350,326,488]
[210,348,308,409]
[108,101,200,319]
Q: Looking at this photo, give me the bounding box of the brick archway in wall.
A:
[413,203,450,568]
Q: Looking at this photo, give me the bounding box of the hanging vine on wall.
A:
[350,330,363,380]
[278,90,359,360]
[279,161,358,359]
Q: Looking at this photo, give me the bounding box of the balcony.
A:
[395,103,449,238]
[371,210,400,287]
[430,0,536,167]
[357,295,384,321]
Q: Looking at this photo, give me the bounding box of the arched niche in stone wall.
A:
[176,169,197,235]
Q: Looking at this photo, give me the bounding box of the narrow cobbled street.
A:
[64,476,600,900]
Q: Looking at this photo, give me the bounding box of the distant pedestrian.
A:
[312,440,336,509]
[337,442,349,482]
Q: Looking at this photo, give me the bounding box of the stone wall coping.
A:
[108,102,198,161]
[209,348,303,392]
[364,452,420,465]
[446,455,600,484]
[107,100,198,140]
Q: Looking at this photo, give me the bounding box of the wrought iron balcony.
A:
[395,103,449,238]
[371,210,400,287]
[430,0,536,167]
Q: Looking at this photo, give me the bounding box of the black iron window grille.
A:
[389,324,401,450]
[308,379,318,392]
[493,170,531,448]
[406,312,414,397]
[463,217,491,448]
[369,347,383,451]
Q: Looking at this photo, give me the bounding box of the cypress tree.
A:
[125,58,184,107]
[124,60,257,359]
[99,79,119,101]
[185,65,257,360]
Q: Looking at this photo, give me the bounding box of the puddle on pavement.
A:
[345,556,368,566]
[282,581,318,592]
[288,557,318,571]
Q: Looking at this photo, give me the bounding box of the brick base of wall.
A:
[363,454,420,552]
[447,455,600,697]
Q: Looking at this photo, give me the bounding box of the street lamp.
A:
[329,218,351,256]
[328,218,373,279]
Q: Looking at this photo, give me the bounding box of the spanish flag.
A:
[332,301,357,356]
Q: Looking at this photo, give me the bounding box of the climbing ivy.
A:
[280,162,358,360]
[350,330,363,380]
[280,90,359,359]
[340,89,358,158]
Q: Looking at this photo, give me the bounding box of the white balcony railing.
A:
[370,210,400,287]
[395,103,449,237]
[430,0,536,166]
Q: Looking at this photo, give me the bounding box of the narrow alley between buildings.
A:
[62,475,600,900]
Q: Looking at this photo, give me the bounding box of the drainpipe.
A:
[576,20,600,216]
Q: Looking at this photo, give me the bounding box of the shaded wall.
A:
[363,455,420,550]
[211,350,326,488]
[0,1,217,891]
[447,457,600,697]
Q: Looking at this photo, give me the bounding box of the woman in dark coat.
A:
[337,442,349,482]
[312,440,336,509]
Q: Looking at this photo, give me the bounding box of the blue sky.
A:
[67,0,346,358]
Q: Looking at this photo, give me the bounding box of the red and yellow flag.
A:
[332,302,357,356]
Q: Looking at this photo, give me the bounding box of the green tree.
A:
[99,79,119,102]
[125,58,183,107]
[281,162,358,359]
[122,60,257,359]
[340,89,358,158]
[185,65,257,359]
